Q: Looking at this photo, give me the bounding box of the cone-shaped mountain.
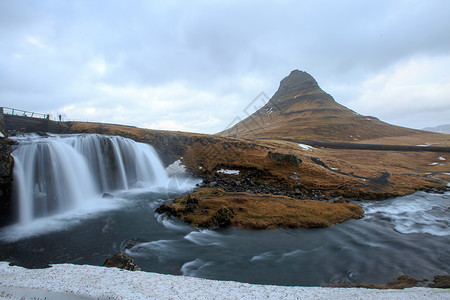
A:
[219,70,423,142]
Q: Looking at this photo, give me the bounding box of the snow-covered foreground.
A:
[0,262,448,300]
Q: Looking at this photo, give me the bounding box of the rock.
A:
[386,275,419,289]
[0,137,14,226]
[289,172,299,180]
[200,206,235,230]
[333,199,349,203]
[429,275,450,288]
[103,252,141,271]
[123,238,148,250]
[184,194,199,213]
[36,131,48,137]
[222,142,231,150]
[102,192,114,199]
[268,151,302,166]
[155,203,180,217]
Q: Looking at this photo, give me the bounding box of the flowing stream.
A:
[0,133,448,286]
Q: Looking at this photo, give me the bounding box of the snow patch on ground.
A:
[428,162,438,166]
[0,262,448,300]
[166,160,186,176]
[216,169,240,175]
[438,156,446,161]
[298,144,315,151]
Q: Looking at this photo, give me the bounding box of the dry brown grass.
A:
[61,121,449,199]
[170,188,364,229]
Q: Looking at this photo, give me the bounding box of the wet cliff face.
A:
[0,136,14,226]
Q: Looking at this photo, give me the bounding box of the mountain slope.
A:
[219,70,425,142]
[422,124,450,134]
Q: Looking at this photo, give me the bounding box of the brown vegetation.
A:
[160,188,364,230]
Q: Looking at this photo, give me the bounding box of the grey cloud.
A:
[1,0,450,132]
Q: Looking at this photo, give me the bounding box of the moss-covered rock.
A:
[200,206,234,229]
[103,252,141,271]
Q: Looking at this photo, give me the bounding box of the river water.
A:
[0,134,448,286]
[0,188,448,286]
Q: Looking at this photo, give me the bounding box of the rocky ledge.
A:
[156,188,364,230]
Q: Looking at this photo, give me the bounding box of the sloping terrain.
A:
[219,70,428,142]
[15,119,449,200]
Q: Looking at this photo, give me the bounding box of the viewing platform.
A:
[0,107,63,133]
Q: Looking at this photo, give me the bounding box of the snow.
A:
[0,262,448,300]
[298,144,315,151]
[166,160,186,176]
[428,162,438,166]
[438,157,446,161]
[216,169,240,175]
[0,132,4,138]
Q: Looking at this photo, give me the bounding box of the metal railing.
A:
[1,107,50,119]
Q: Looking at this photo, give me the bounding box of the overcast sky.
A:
[1,0,449,134]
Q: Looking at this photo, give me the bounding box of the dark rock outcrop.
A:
[155,203,180,218]
[0,136,14,226]
[184,194,199,213]
[268,151,302,166]
[102,192,114,199]
[200,206,235,230]
[429,275,450,288]
[103,252,141,271]
[123,238,148,250]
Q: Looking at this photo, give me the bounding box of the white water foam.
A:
[362,192,450,236]
[5,133,197,241]
[165,159,187,176]
[125,239,179,260]
[250,251,278,263]
[180,258,213,276]
[0,196,126,242]
[155,213,192,232]
[184,230,225,247]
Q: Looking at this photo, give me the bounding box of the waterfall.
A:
[11,134,170,224]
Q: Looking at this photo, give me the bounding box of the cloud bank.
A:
[1,0,449,133]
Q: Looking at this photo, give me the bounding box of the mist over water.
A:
[3,133,193,241]
[0,134,448,286]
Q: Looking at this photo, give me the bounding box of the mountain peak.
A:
[272,70,322,102]
[219,69,422,141]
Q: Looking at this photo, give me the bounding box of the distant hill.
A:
[422,124,450,134]
[219,70,426,142]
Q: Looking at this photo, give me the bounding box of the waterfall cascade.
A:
[11,134,170,224]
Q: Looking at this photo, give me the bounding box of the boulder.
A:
[184,194,199,213]
[155,203,180,218]
[200,206,234,230]
[268,151,302,166]
[102,192,114,199]
[429,275,450,288]
[123,238,148,250]
[103,252,141,271]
